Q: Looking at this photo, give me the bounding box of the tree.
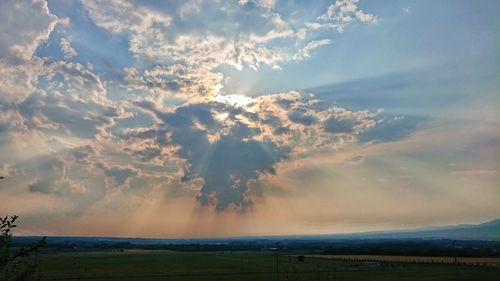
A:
[0,215,46,281]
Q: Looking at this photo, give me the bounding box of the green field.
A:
[36,250,500,281]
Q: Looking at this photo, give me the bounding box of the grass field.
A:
[36,250,500,281]
[306,254,500,266]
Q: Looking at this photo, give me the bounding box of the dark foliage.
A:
[0,215,46,281]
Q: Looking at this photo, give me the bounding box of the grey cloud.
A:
[131,147,162,162]
[15,61,129,139]
[288,109,317,125]
[20,152,111,215]
[323,117,358,133]
[186,135,288,211]
[28,178,55,194]
[0,123,9,135]
[273,126,290,135]
[129,93,378,211]
[359,115,426,143]
[27,158,64,195]
[105,167,136,187]
[71,145,94,161]
[135,101,221,130]
[132,101,289,210]
[230,121,261,139]
[345,155,364,164]
[18,96,122,139]
[41,105,103,138]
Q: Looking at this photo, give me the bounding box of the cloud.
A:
[104,167,137,187]
[345,154,364,164]
[59,38,78,58]
[0,163,21,177]
[28,178,56,194]
[239,0,277,10]
[101,0,378,103]
[310,0,378,32]
[81,0,171,34]
[26,158,85,196]
[0,0,60,64]
[451,169,497,176]
[15,60,129,139]
[130,91,379,210]
[0,0,63,103]
[0,0,383,215]
[359,115,425,143]
[293,39,332,61]
[123,64,224,101]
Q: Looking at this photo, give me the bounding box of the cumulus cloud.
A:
[239,0,277,10]
[81,0,171,34]
[0,0,63,103]
[310,0,378,32]
[99,0,378,103]
[129,91,379,210]
[59,38,78,58]
[0,0,382,214]
[0,0,60,64]
[15,60,130,140]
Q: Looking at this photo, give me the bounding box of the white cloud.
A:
[81,0,171,34]
[0,58,44,103]
[313,0,378,32]
[246,91,378,150]
[111,0,378,105]
[0,0,382,214]
[0,0,62,103]
[293,39,332,61]
[60,38,78,58]
[179,0,202,19]
[239,0,277,10]
[0,0,60,64]
[83,0,379,109]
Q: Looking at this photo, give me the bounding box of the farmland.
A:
[36,250,500,281]
[306,254,500,266]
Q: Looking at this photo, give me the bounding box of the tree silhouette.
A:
[1,177,46,281]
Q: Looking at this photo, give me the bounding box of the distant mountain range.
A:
[14,218,500,245]
[314,218,500,241]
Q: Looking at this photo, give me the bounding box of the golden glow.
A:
[213,94,254,108]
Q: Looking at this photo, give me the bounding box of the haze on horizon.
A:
[0,0,498,239]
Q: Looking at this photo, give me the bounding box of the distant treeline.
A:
[320,240,500,257]
[11,237,500,257]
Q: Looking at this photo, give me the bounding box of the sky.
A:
[0,0,498,238]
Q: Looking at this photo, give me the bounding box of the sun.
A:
[213,94,254,108]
